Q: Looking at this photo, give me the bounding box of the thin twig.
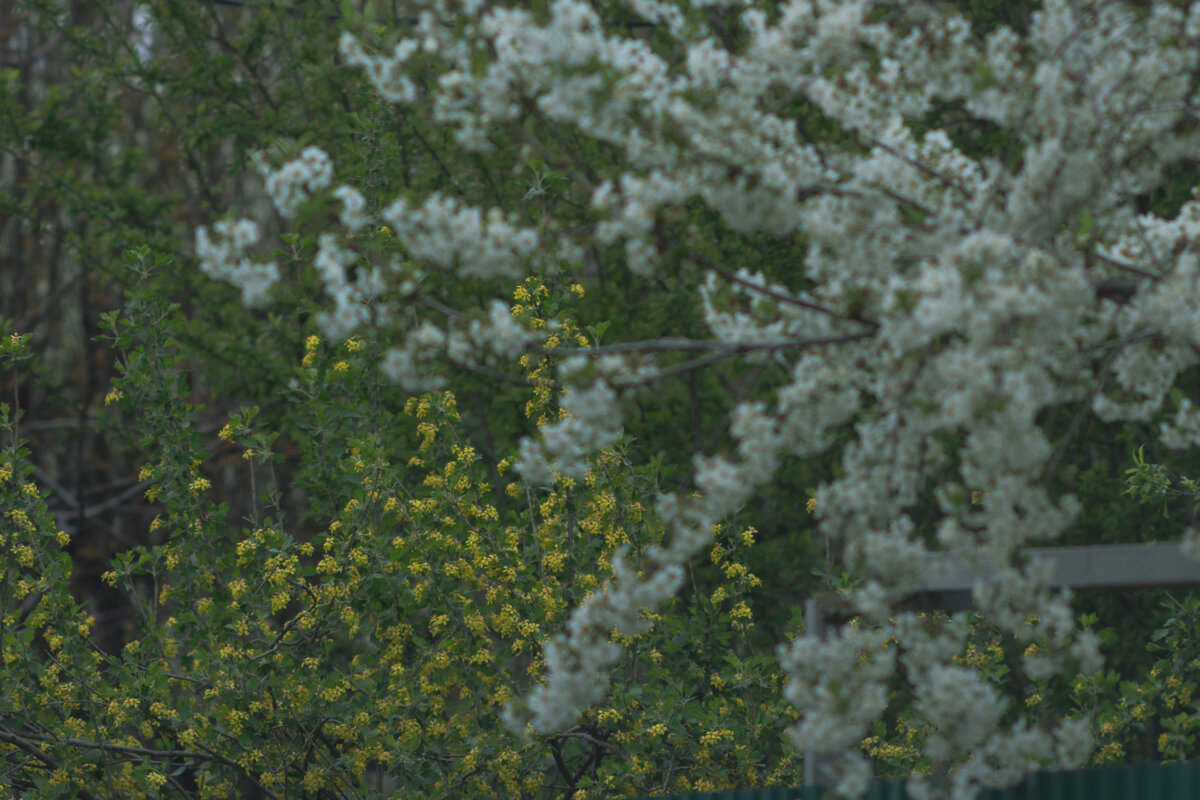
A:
[0,727,104,800]
[19,418,100,433]
[689,254,879,329]
[445,358,530,385]
[80,479,156,519]
[867,138,973,198]
[418,294,463,318]
[31,465,78,510]
[615,330,876,389]
[1092,250,1162,281]
[558,331,875,357]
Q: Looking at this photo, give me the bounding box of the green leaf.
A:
[1075,209,1094,246]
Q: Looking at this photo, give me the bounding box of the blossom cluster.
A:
[252,145,334,219]
[381,299,537,391]
[197,0,1200,797]
[194,218,279,307]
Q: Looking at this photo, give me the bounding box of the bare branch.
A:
[558,330,876,359]
[0,727,104,800]
[688,254,880,330]
[867,138,974,198]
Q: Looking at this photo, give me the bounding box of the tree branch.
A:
[0,727,105,800]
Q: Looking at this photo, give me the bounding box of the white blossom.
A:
[382,194,538,281]
[254,146,334,219]
[192,0,1200,793]
[195,219,279,307]
[333,185,371,233]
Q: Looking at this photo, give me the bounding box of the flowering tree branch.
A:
[193,0,1200,797]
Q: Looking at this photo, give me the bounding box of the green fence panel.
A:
[624,788,823,800]
[625,761,1200,800]
[984,761,1199,800]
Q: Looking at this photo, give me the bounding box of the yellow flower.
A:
[596,708,623,725]
[806,497,818,513]
[104,389,124,406]
[305,335,320,352]
[699,728,733,747]
[270,590,290,612]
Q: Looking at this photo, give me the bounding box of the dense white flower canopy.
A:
[197,1,1200,797]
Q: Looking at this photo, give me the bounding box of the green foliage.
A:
[3,1,1200,797]
[0,250,802,798]
[1123,445,1173,519]
[1075,597,1200,766]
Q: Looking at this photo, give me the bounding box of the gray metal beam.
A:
[920,542,1200,592]
[801,542,1200,788]
[896,542,1200,612]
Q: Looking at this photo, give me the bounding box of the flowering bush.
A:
[0,257,802,797]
